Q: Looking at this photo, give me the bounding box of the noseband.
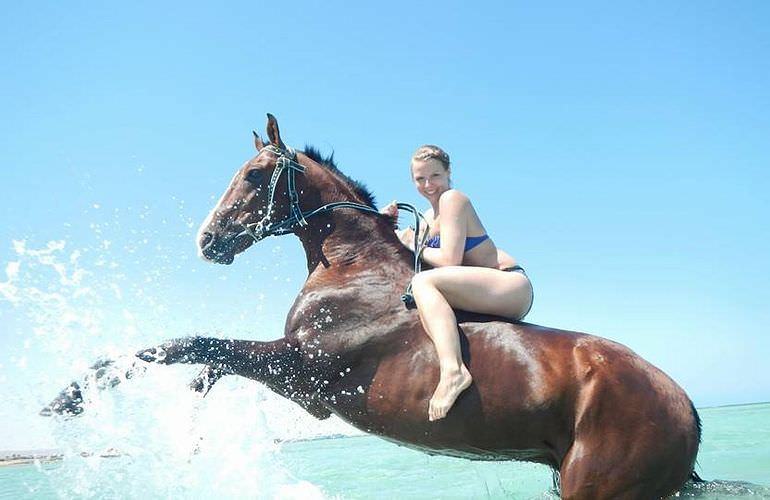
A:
[239,143,427,308]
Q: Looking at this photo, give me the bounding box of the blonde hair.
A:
[411,145,450,170]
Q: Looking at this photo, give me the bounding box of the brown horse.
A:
[45,114,701,499]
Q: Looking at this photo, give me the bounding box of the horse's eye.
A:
[246,170,263,184]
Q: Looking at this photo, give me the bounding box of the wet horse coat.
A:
[46,115,701,499]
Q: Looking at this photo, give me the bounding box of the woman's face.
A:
[411,158,451,204]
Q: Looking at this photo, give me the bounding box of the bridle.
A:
[239,144,313,239]
[238,144,427,307]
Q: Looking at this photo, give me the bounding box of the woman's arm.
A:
[420,190,468,267]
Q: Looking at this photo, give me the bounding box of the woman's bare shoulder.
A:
[438,189,470,207]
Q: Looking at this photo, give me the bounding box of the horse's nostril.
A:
[200,232,214,249]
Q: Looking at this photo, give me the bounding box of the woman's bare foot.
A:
[428,365,473,421]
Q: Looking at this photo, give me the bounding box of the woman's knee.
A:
[411,270,438,296]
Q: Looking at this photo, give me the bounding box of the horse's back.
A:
[463,318,694,410]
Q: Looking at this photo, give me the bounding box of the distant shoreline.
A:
[698,401,770,410]
[0,449,121,468]
[0,454,62,468]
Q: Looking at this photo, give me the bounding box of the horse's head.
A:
[197,113,311,264]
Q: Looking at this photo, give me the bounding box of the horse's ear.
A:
[266,113,286,149]
[253,131,265,151]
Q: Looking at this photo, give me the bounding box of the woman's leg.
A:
[412,272,473,421]
[411,266,533,420]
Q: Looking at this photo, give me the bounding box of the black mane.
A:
[302,145,377,209]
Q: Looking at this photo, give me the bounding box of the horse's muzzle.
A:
[198,231,236,264]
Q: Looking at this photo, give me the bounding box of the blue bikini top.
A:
[425,234,490,251]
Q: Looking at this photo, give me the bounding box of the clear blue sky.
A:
[1,1,768,449]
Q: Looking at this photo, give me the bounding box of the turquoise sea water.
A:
[2,402,768,499]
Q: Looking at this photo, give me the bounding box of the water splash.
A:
[675,478,770,497]
[0,199,358,498]
[44,367,333,498]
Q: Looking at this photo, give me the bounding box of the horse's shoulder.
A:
[285,284,405,341]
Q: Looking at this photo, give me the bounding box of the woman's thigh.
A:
[412,266,533,319]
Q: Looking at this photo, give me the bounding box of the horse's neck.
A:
[298,211,411,279]
[292,163,416,294]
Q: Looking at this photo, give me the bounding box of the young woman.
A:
[382,145,533,421]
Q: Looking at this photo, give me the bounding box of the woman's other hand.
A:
[380,200,399,223]
[396,227,415,249]
[382,201,417,250]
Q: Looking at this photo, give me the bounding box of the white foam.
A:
[0,215,349,497]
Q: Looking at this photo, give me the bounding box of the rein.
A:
[239,144,427,308]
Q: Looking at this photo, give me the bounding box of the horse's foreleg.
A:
[40,381,84,416]
[40,357,145,416]
[189,365,231,396]
[137,336,332,419]
[135,336,299,394]
[127,337,233,395]
[135,336,292,377]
